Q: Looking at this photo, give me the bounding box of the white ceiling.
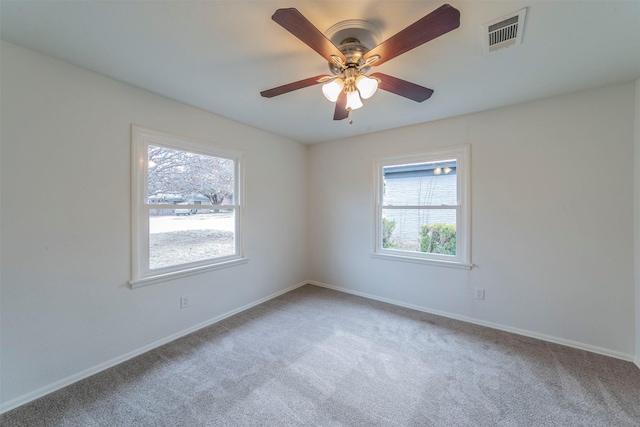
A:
[2,1,639,144]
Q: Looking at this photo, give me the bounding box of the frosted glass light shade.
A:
[322,79,344,102]
[356,75,378,99]
[345,90,363,110]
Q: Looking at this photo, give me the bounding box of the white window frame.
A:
[373,145,472,269]
[130,125,247,288]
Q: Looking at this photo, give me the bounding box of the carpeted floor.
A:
[2,284,639,426]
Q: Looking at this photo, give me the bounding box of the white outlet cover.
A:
[180,295,190,308]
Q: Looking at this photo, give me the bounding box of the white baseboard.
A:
[3,279,635,414]
[308,281,635,363]
[0,281,308,415]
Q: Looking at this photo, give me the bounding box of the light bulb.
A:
[434,167,442,175]
[355,75,378,99]
[443,166,452,174]
[345,90,363,110]
[322,79,344,102]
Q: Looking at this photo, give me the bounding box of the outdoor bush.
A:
[420,224,456,255]
[382,218,396,248]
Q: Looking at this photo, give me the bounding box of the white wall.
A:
[0,41,308,409]
[635,77,640,368]
[2,39,638,413]
[309,82,636,360]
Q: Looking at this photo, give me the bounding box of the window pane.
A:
[383,160,457,206]
[147,145,234,205]
[382,209,456,255]
[149,210,235,270]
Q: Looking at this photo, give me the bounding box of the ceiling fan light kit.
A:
[345,89,363,111]
[322,79,344,102]
[260,4,461,121]
[355,75,378,99]
[323,63,379,110]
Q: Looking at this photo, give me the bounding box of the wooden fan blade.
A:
[272,8,346,63]
[364,4,460,66]
[260,75,329,98]
[371,73,434,102]
[333,91,349,120]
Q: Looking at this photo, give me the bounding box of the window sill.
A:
[130,257,249,289]
[371,252,472,270]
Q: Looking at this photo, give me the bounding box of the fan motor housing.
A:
[328,38,370,74]
[324,19,381,74]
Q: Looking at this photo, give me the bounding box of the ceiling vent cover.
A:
[483,8,527,55]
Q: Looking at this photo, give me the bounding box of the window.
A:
[130,125,246,287]
[374,145,471,269]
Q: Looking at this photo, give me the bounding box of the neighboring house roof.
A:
[384,161,457,178]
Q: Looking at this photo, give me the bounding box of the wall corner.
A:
[634,77,640,366]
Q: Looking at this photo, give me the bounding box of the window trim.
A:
[130,125,246,287]
[373,145,472,269]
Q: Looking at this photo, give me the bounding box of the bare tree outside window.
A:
[131,126,245,286]
[146,145,237,270]
[148,145,234,205]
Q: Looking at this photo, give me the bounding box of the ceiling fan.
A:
[260,4,461,121]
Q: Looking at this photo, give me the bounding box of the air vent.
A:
[483,8,527,55]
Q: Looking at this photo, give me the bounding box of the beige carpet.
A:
[2,285,639,426]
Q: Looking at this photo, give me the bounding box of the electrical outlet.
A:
[474,288,485,300]
[180,295,190,309]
